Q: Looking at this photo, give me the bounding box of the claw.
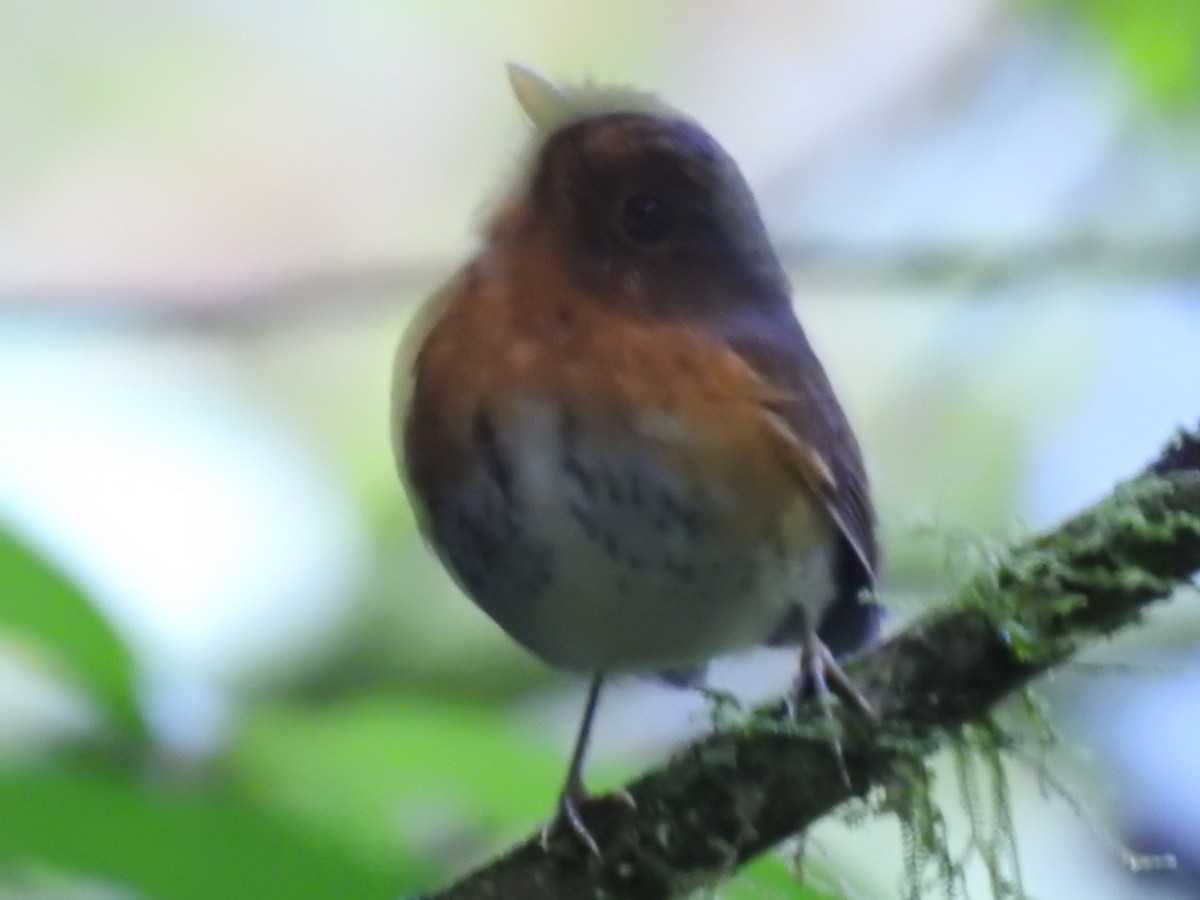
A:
[541,788,636,856]
[792,631,875,788]
[611,788,637,811]
[542,787,601,856]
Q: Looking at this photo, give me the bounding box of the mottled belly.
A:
[415,403,836,674]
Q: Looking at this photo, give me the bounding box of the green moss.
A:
[953,475,1200,666]
[950,722,1025,899]
[843,688,1179,899]
[858,711,1031,899]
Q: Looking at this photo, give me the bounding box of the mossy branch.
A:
[424,426,1200,900]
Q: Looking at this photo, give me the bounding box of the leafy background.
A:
[1,1,1198,898]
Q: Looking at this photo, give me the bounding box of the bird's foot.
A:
[540,786,636,856]
[790,632,876,788]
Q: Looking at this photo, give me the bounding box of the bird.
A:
[393,64,880,854]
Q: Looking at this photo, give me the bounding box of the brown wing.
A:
[707,305,879,653]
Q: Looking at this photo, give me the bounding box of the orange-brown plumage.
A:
[394,65,878,851]
[413,258,834,515]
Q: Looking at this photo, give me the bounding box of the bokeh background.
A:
[2,1,1199,898]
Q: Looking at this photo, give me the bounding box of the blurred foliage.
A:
[1036,0,1200,108]
[0,761,409,900]
[719,853,852,899]
[230,697,566,869]
[0,523,701,898]
[0,529,141,740]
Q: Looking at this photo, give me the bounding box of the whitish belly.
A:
[421,405,836,674]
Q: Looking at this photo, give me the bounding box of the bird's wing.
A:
[706,308,879,599]
[759,405,876,587]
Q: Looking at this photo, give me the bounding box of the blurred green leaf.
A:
[231,694,582,877]
[0,526,143,739]
[1035,0,1200,108]
[718,852,851,899]
[1093,0,1200,107]
[0,760,417,900]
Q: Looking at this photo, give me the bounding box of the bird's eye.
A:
[619,193,675,246]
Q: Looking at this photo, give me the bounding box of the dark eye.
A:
[619,193,675,245]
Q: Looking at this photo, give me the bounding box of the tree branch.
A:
[3,236,1197,330]
[425,425,1200,900]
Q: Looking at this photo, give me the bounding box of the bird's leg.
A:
[540,673,633,856]
[791,630,875,787]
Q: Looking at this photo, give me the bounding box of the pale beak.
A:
[506,62,569,129]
